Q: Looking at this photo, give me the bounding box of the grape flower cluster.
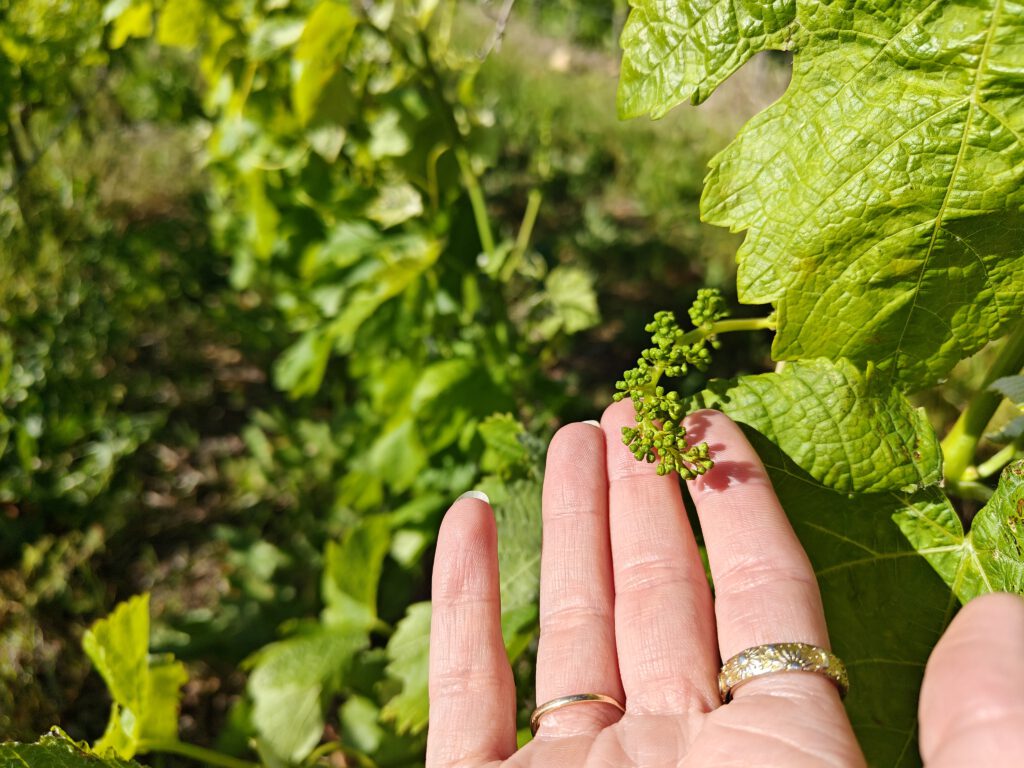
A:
[612,288,729,478]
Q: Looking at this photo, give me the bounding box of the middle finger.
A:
[602,399,719,715]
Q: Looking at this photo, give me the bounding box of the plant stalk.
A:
[676,316,777,347]
[141,740,259,768]
[976,442,1023,479]
[942,320,1024,482]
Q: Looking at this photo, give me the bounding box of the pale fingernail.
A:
[456,490,490,504]
[582,419,600,427]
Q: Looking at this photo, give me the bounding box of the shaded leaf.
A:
[739,430,954,767]
[991,375,1024,407]
[895,460,1024,603]
[988,415,1024,446]
[0,731,142,768]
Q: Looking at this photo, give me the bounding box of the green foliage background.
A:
[3,1,1023,767]
[0,1,765,765]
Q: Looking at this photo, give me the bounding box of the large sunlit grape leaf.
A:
[692,358,942,493]
[895,460,1024,603]
[81,594,187,759]
[622,0,1024,390]
[0,732,143,768]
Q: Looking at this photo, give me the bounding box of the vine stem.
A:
[644,316,777,392]
[140,740,259,768]
[941,319,1024,483]
[977,442,1022,479]
[676,316,777,347]
[455,145,496,256]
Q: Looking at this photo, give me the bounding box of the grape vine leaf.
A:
[381,601,432,735]
[895,460,1024,603]
[321,515,392,631]
[81,594,187,759]
[622,0,1024,390]
[494,478,543,652]
[991,375,1024,406]
[0,731,143,768]
[691,358,942,493]
[247,626,368,764]
[292,0,357,126]
[618,0,797,117]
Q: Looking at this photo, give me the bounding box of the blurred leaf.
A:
[292,0,357,125]
[0,731,142,768]
[991,375,1024,407]
[495,479,542,650]
[366,419,429,493]
[532,266,600,340]
[248,627,367,764]
[895,460,1024,603]
[368,110,412,159]
[82,594,187,758]
[366,182,424,229]
[307,124,347,162]
[105,0,154,49]
[273,328,333,398]
[339,695,384,755]
[322,515,392,631]
[988,415,1024,446]
[416,0,441,28]
[156,0,203,48]
[330,234,442,354]
[478,413,530,476]
[300,222,380,281]
[380,601,430,735]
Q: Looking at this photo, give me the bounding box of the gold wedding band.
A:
[718,642,849,703]
[530,693,626,736]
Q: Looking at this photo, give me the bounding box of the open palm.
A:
[427,402,864,768]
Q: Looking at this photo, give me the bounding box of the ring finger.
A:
[683,410,833,700]
[534,422,624,739]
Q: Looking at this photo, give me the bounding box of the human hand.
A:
[919,592,1024,767]
[427,401,865,767]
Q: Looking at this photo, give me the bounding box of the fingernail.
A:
[456,490,490,504]
[582,419,600,427]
